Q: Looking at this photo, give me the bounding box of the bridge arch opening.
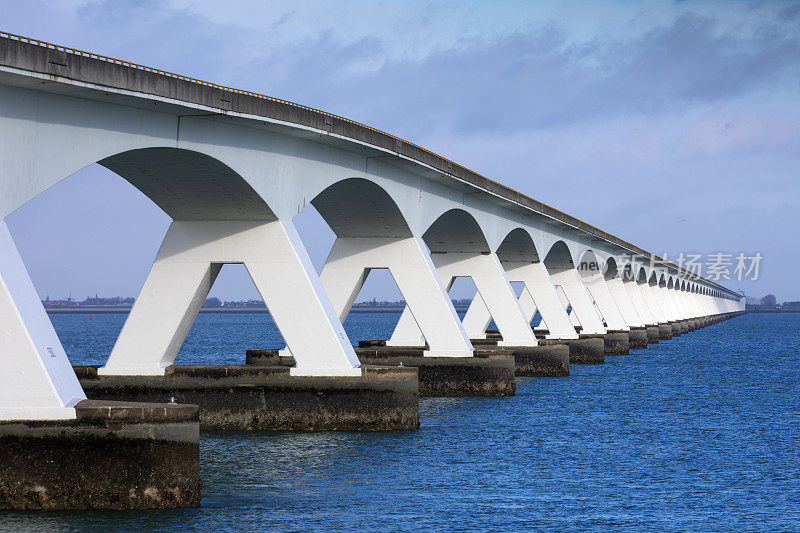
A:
[6,147,285,368]
[604,257,619,280]
[637,266,649,284]
[423,209,490,255]
[422,208,491,311]
[292,178,414,343]
[543,241,582,327]
[495,228,544,327]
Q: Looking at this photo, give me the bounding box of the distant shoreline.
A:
[45,305,471,315]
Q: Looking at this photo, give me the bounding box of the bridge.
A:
[0,32,744,509]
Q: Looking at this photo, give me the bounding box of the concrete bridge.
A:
[0,33,744,508]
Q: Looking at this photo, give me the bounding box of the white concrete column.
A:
[581,275,629,331]
[101,220,362,377]
[670,287,691,319]
[506,261,578,339]
[606,277,644,327]
[461,291,492,339]
[684,290,702,317]
[654,285,679,321]
[0,220,85,420]
[623,279,656,325]
[392,252,538,348]
[639,282,668,323]
[431,253,537,347]
[321,237,473,357]
[548,267,606,334]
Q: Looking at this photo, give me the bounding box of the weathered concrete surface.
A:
[349,343,515,396]
[468,340,570,377]
[646,326,661,344]
[628,326,648,349]
[76,364,419,431]
[508,344,569,376]
[604,331,630,355]
[658,324,673,340]
[0,399,200,510]
[679,321,689,334]
[539,335,605,364]
[670,322,682,336]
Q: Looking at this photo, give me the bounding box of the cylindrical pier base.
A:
[628,326,648,349]
[0,400,201,510]
[539,334,605,364]
[353,344,516,397]
[467,336,570,376]
[658,324,673,340]
[646,325,661,343]
[77,364,419,431]
[604,331,630,355]
[670,322,682,336]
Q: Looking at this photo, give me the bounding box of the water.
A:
[2,312,799,531]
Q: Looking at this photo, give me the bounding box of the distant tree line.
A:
[745,294,800,309]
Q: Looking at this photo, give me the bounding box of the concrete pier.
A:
[469,336,569,376]
[679,321,689,334]
[0,400,200,510]
[670,322,682,336]
[658,324,673,340]
[628,326,648,349]
[604,331,630,355]
[538,334,605,364]
[646,326,661,343]
[345,343,516,396]
[75,365,419,431]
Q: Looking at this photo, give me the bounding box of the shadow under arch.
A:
[99,147,276,221]
[543,241,575,272]
[423,209,489,253]
[637,266,649,284]
[495,228,539,263]
[604,256,619,280]
[311,178,411,238]
[576,249,604,281]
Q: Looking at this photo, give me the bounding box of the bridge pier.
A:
[78,364,418,430]
[0,400,200,510]
[628,326,649,348]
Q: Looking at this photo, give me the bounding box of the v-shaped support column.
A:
[462,261,578,340]
[548,266,606,334]
[101,220,361,377]
[392,252,537,348]
[581,274,629,331]
[624,279,657,325]
[0,221,85,420]
[639,281,667,323]
[605,277,644,327]
[321,237,473,357]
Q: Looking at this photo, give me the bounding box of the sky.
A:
[3,0,799,303]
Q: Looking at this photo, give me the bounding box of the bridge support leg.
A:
[0,222,202,509]
[101,220,361,377]
[320,238,517,396]
[606,277,647,348]
[505,261,578,340]
[0,221,85,421]
[319,237,472,357]
[581,274,630,355]
[429,252,538,348]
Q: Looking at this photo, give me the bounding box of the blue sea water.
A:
[2,312,799,532]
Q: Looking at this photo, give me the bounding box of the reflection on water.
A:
[1,313,798,531]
